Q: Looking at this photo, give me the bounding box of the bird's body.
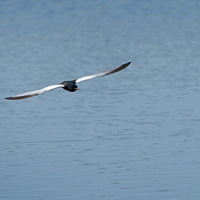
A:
[5,61,131,100]
[60,81,78,92]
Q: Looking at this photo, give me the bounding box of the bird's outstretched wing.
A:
[75,61,131,83]
[5,84,64,100]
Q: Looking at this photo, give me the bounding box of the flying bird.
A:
[5,61,131,100]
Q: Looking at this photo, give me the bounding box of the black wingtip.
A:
[122,61,131,68]
[5,97,12,100]
[5,96,21,100]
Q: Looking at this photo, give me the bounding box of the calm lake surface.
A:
[1,0,200,199]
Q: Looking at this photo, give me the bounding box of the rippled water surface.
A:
[1,1,200,199]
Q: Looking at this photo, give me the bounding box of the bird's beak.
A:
[76,88,80,90]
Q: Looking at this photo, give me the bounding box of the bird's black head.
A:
[60,81,79,92]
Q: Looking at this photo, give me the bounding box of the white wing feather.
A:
[5,84,64,100]
[76,62,131,83]
[76,71,107,83]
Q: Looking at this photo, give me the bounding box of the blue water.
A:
[1,0,200,199]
